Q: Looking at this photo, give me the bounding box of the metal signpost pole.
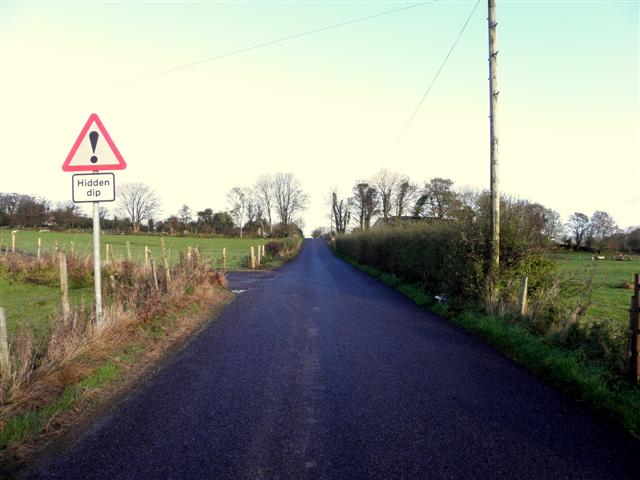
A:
[93,201,103,324]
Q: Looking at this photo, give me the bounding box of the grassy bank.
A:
[334,252,640,438]
[0,250,233,467]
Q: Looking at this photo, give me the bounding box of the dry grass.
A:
[0,249,229,447]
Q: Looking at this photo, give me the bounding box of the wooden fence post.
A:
[519,276,528,316]
[222,247,227,270]
[110,245,118,267]
[250,246,256,270]
[58,250,70,321]
[11,231,16,253]
[144,246,150,271]
[149,252,159,292]
[0,307,10,378]
[160,238,171,286]
[69,241,75,257]
[37,237,42,260]
[105,244,110,266]
[256,245,261,267]
[629,273,640,383]
[126,241,132,262]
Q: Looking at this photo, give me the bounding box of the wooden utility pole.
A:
[488,0,500,271]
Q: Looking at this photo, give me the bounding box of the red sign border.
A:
[62,113,127,172]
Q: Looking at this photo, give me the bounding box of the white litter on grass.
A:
[231,289,247,294]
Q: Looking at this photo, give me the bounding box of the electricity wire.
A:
[126,1,439,85]
[394,0,481,143]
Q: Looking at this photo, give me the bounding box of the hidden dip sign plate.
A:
[72,173,115,203]
[62,113,127,172]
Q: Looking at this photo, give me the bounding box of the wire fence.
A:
[0,234,268,271]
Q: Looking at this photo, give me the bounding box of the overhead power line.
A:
[394,0,481,142]
[126,1,439,85]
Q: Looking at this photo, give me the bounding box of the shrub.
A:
[264,237,301,263]
[335,219,555,312]
[265,241,286,259]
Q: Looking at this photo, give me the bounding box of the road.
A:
[23,239,639,479]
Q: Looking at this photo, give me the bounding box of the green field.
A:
[0,272,93,338]
[0,229,269,270]
[552,252,638,325]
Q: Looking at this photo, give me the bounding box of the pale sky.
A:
[1,0,638,232]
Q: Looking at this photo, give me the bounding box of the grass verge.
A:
[0,362,120,449]
[0,265,233,473]
[0,290,233,473]
[335,252,640,439]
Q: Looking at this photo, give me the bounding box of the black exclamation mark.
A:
[89,131,99,163]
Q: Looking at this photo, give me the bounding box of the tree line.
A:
[325,169,638,253]
[0,172,308,238]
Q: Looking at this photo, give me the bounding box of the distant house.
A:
[44,215,57,227]
[372,216,423,229]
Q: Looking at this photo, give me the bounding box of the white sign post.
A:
[92,202,103,323]
[63,114,127,325]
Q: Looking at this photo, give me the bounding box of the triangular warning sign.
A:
[62,114,127,172]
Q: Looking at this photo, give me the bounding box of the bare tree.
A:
[541,207,564,243]
[590,210,617,248]
[351,182,379,229]
[371,169,399,221]
[567,212,590,249]
[245,194,266,236]
[227,187,248,237]
[178,204,192,225]
[328,188,350,234]
[98,206,109,221]
[118,182,161,232]
[254,175,274,234]
[413,178,460,219]
[273,173,309,226]
[394,178,418,217]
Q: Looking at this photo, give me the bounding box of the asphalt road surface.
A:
[22,239,640,479]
